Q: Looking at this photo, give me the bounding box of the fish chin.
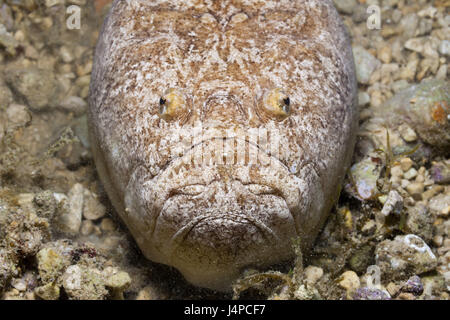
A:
[152,193,298,291]
[124,162,298,291]
[123,139,303,291]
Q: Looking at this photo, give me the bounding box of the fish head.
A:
[89,0,357,291]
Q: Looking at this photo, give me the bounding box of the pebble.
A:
[397,292,416,300]
[398,124,417,142]
[351,5,367,23]
[422,185,444,202]
[338,271,360,292]
[76,61,93,77]
[417,7,437,19]
[33,191,57,220]
[406,182,424,200]
[417,19,432,37]
[352,46,381,85]
[433,235,443,247]
[4,67,58,111]
[100,218,116,233]
[399,14,419,39]
[403,168,418,180]
[0,82,13,108]
[333,0,357,15]
[400,158,414,172]
[36,245,70,284]
[361,220,376,235]
[391,165,404,178]
[62,265,108,300]
[105,269,131,299]
[45,0,64,8]
[56,184,84,235]
[405,203,433,243]
[360,121,408,156]
[349,245,374,274]
[83,190,106,221]
[352,287,390,300]
[304,266,323,286]
[59,96,87,116]
[435,64,448,80]
[430,162,450,184]
[80,220,94,236]
[136,286,157,300]
[0,24,19,56]
[428,193,450,217]
[101,236,122,252]
[405,37,440,58]
[373,80,449,152]
[59,46,75,63]
[375,234,437,280]
[11,278,27,291]
[358,91,370,107]
[293,284,320,300]
[75,75,91,88]
[34,282,60,300]
[438,40,450,57]
[381,190,403,217]
[401,275,424,296]
[6,103,31,128]
[377,46,392,64]
[386,282,400,297]
[347,157,381,200]
[401,179,410,189]
[399,59,418,81]
[391,80,410,93]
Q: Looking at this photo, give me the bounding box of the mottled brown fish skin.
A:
[88,0,358,291]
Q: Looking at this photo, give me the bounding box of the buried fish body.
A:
[88,0,358,291]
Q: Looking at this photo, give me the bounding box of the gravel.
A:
[0,0,448,300]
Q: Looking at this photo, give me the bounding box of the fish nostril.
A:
[201,94,247,123]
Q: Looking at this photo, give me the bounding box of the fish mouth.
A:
[168,182,284,200]
[168,213,280,258]
[159,178,292,266]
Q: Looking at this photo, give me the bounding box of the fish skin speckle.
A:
[88,0,358,291]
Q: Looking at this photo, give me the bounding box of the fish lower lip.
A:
[168,214,279,257]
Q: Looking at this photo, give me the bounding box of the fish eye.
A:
[262,89,292,120]
[158,89,186,121]
[282,97,290,114]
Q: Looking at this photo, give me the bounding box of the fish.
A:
[88,0,358,291]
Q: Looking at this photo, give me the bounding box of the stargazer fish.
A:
[88,0,358,291]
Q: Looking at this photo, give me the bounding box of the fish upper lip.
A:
[168,182,283,199]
